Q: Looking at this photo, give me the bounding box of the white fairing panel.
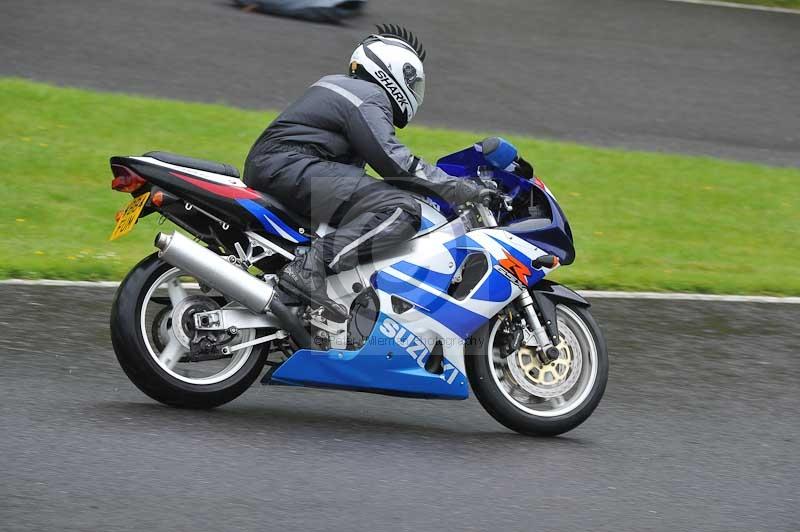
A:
[326,216,559,377]
[415,199,448,237]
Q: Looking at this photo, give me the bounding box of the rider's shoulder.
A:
[314,75,387,105]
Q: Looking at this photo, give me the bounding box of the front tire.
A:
[110,253,268,409]
[466,303,608,436]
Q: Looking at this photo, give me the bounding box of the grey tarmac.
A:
[1,285,797,531]
[1,1,798,529]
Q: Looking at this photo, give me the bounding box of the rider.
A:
[244,25,491,320]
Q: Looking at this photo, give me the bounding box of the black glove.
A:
[443,179,496,206]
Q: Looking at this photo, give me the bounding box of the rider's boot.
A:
[279,244,348,322]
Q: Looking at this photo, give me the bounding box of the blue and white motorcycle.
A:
[109,138,608,436]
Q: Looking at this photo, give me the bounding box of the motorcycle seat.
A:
[135,152,317,238]
[144,151,240,179]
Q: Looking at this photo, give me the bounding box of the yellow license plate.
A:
[109,192,150,241]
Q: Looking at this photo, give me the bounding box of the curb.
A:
[2,279,799,304]
[664,0,800,14]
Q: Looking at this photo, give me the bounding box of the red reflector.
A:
[533,176,546,190]
[111,164,147,193]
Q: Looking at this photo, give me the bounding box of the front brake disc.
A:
[506,327,583,398]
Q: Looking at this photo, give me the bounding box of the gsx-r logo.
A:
[379,318,460,384]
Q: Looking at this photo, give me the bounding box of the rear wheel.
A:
[110,253,269,408]
[467,303,608,436]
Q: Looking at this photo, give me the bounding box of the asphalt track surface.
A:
[1,285,797,532]
[1,0,799,166]
[1,2,798,530]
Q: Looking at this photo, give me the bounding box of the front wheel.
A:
[466,303,608,436]
[110,253,269,409]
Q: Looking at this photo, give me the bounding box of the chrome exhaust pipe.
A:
[154,231,315,349]
[154,231,317,349]
[155,231,274,313]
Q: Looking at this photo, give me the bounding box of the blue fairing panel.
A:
[437,145,575,264]
[270,313,469,399]
[390,260,455,293]
[502,193,575,264]
[373,271,488,339]
[471,268,514,302]
[437,145,534,201]
[419,216,436,231]
[237,199,310,243]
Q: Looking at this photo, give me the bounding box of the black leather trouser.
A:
[244,151,421,272]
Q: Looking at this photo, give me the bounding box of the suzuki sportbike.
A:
[108,138,608,436]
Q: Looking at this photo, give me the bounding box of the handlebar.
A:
[478,188,513,212]
[456,190,512,230]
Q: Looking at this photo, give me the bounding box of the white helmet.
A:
[349,25,426,128]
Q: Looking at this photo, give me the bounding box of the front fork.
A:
[474,202,561,361]
[517,291,561,361]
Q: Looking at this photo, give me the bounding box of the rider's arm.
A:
[344,92,484,204]
[345,92,451,182]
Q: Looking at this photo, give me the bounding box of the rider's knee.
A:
[394,196,422,234]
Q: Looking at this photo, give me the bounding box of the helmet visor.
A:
[402,62,425,104]
[408,75,425,103]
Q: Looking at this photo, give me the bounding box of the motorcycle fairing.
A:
[436,145,576,264]
[271,220,557,398]
[414,199,448,237]
[112,156,313,243]
[503,193,575,265]
[270,312,469,399]
[236,199,309,244]
[437,144,535,201]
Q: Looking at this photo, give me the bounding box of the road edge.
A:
[664,0,800,14]
[2,279,799,304]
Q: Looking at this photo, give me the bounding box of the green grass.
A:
[1,78,799,294]
[721,0,800,9]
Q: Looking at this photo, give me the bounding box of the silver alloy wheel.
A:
[487,305,598,418]
[140,268,257,385]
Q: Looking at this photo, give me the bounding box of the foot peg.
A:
[278,246,348,322]
[278,284,348,322]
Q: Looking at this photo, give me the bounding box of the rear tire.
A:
[466,303,608,436]
[110,253,268,409]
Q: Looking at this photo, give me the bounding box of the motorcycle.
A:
[108,138,608,436]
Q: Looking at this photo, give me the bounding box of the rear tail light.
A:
[111,164,147,193]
